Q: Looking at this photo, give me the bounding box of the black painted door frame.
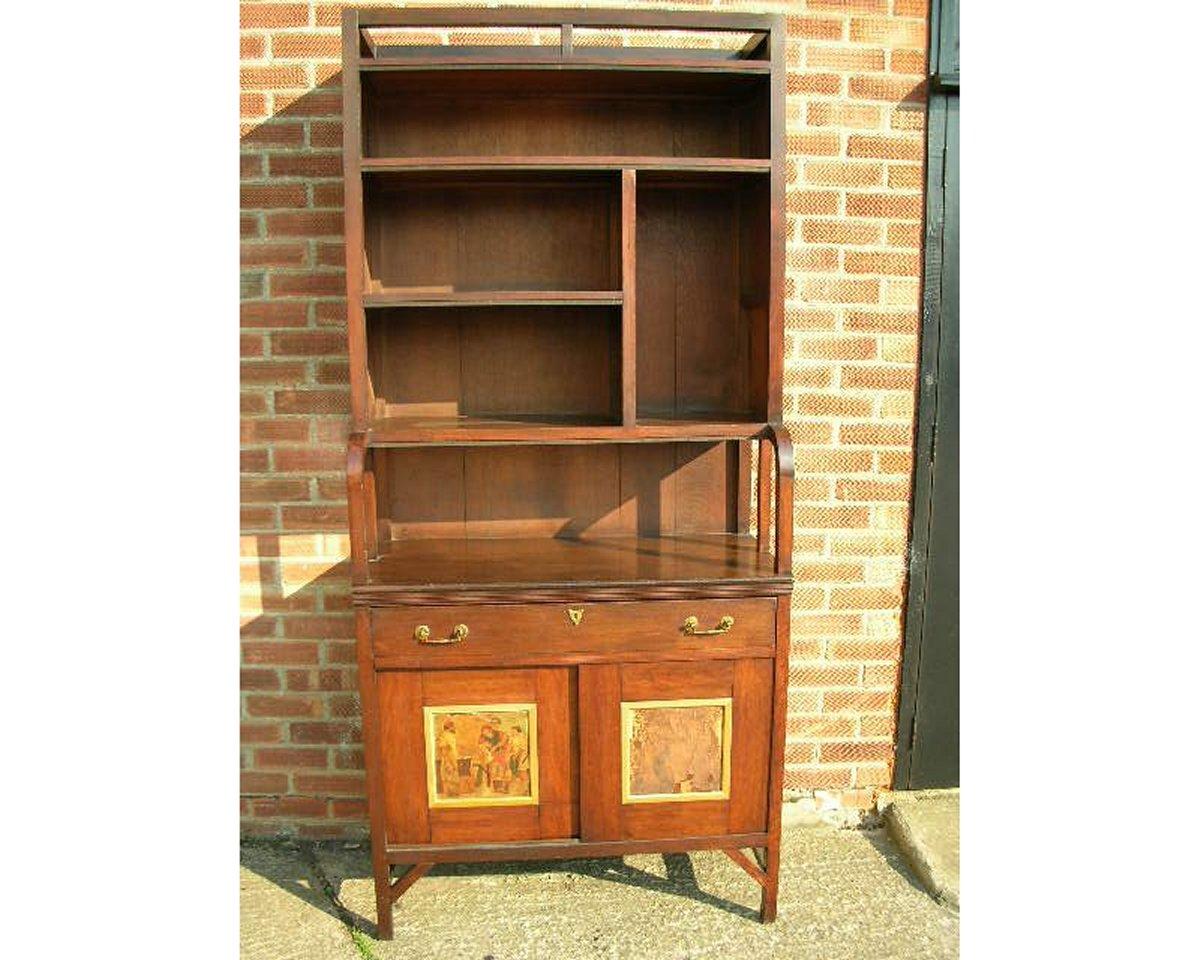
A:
[894,0,959,790]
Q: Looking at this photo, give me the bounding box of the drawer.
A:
[371,597,776,668]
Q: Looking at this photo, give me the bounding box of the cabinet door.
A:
[578,659,773,842]
[376,666,576,845]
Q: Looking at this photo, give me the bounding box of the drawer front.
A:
[372,597,776,668]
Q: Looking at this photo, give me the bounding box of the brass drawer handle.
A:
[414,623,469,645]
[681,615,734,636]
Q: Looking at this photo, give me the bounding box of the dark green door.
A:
[894,0,958,790]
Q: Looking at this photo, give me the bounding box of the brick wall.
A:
[240,0,928,837]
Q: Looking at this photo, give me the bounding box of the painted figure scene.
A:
[626,701,727,799]
[430,707,535,804]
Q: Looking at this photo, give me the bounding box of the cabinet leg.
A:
[759,838,780,923]
[373,859,394,941]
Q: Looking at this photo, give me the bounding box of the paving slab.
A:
[240,842,359,960]
[294,828,958,960]
[882,789,960,911]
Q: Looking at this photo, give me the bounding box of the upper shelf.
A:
[365,415,768,446]
[360,157,771,175]
[363,289,622,309]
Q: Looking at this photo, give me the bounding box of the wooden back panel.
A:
[362,71,770,159]
[377,442,739,540]
[364,177,620,291]
[367,307,621,420]
[636,177,769,419]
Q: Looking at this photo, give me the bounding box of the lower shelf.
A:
[384,832,770,864]
[359,533,787,601]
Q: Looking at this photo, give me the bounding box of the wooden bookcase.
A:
[341,7,794,938]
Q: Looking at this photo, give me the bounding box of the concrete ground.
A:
[241,826,959,960]
[881,789,960,912]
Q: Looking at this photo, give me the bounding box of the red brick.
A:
[240,333,265,358]
[273,389,349,415]
[830,587,903,610]
[240,360,307,386]
[848,135,923,161]
[240,3,308,29]
[280,614,355,638]
[240,301,308,328]
[272,34,342,59]
[797,336,877,361]
[241,65,308,90]
[334,749,365,770]
[823,690,892,713]
[271,271,346,299]
[292,774,366,796]
[839,423,911,445]
[268,152,343,178]
[786,190,839,215]
[841,364,915,390]
[845,251,920,275]
[245,695,324,718]
[254,747,329,769]
[849,17,926,47]
[331,798,369,818]
[784,743,818,764]
[785,16,844,40]
[806,101,882,130]
[272,331,346,356]
[241,153,264,179]
[784,767,853,789]
[274,90,342,118]
[891,49,925,75]
[240,34,265,59]
[242,641,320,665]
[281,505,348,530]
[807,45,885,71]
[290,721,359,745]
[846,193,922,220]
[241,772,288,795]
[241,242,308,268]
[241,213,261,238]
[796,506,870,529]
[241,183,307,209]
[241,419,310,443]
[836,479,909,501]
[241,93,267,118]
[252,797,328,818]
[241,449,269,473]
[801,277,880,304]
[790,664,860,687]
[786,73,842,96]
[795,562,866,584]
[240,477,309,502]
[266,210,344,238]
[820,740,893,763]
[808,0,888,11]
[848,75,926,104]
[241,122,305,149]
[804,161,883,188]
[241,393,268,415]
[241,722,283,744]
[315,241,345,266]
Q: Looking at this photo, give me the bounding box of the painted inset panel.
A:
[621,698,732,804]
[423,703,539,808]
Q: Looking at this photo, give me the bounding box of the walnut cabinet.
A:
[341,7,794,938]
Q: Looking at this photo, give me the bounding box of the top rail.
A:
[351,7,781,32]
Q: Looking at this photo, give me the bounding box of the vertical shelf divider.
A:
[621,168,637,427]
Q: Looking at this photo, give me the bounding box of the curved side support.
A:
[346,433,369,583]
[765,422,794,577]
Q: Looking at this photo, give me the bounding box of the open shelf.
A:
[366,305,622,427]
[363,170,621,293]
[360,534,784,597]
[362,289,622,308]
[361,157,771,174]
[635,169,769,422]
[365,416,767,446]
[361,68,769,161]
